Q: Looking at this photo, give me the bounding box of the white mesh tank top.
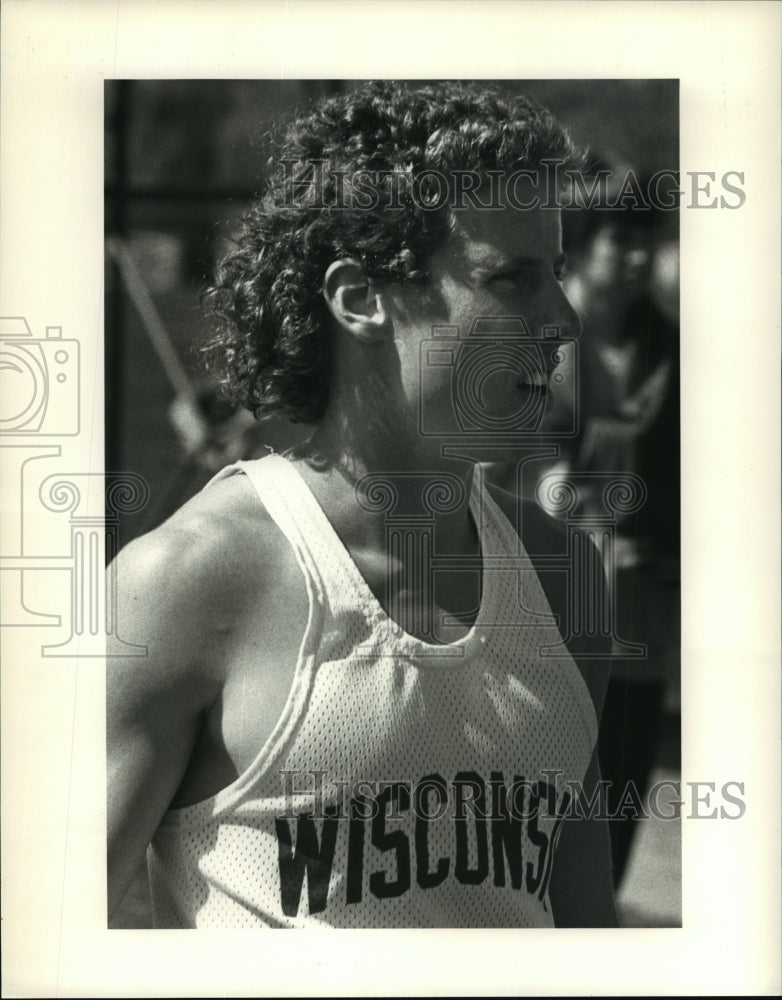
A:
[147,455,598,928]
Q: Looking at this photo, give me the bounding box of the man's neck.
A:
[287,419,480,557]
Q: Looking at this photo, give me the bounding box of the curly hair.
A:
[201,80,583,424]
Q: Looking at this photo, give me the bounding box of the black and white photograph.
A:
[2,2,779,996]
[104,78,682,932]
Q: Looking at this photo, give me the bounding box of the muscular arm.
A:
[106,475,276,920]
[107,525,225,919]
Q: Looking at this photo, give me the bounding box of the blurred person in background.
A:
[560,192,680,886]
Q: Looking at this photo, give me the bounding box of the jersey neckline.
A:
[265,454,498,660]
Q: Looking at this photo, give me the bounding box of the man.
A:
[107,81,617,928]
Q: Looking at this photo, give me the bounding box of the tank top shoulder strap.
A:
[470,465,524,558]
[472,468,600,744]
[204,455,371,618]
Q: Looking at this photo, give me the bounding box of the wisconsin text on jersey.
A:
[275,770,571,919]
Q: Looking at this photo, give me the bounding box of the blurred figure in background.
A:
[561,193,680,887]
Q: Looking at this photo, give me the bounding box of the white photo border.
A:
[1,1,780,996]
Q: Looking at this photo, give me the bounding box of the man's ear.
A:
[322,259,391,343]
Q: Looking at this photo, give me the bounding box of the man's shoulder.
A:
[113,468,290,643]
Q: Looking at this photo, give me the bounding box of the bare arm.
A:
[106,526,225,920]
[107,470,309,921]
